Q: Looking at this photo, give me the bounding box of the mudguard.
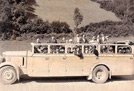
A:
[0,62,20,80]
[87,63,111,80]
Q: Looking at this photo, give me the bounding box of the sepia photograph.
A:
[0,0,134,91]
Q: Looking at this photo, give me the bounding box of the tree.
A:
[73,8,83,35]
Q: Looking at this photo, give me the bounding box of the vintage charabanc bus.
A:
[0,42,134,84]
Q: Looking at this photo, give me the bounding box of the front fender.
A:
[0,62,20,80]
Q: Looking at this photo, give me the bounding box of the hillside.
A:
[0,0,133,41]
[33,0,120,29]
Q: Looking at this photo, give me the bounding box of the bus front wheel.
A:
[0,66,17,85]
[92,66,109,83]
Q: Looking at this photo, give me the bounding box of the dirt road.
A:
[0,76,134,91]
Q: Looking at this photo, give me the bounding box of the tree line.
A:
[0,0,134,40]
[77,0,134,37]
[0,0,72,40]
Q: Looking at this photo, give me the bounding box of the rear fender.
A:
[87,63,111,80]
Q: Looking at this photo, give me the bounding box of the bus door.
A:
[65,45,83,76]
[48,45,66,76]
[30,45,49,76]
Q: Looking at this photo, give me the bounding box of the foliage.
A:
[91,0,134,23]
[78,20,134,37]
[0,0,72,40]
[73,8,83,28]
[73,8,83,35]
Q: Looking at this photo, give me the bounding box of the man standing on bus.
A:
[90,36,97,44]
[100,33,105,44]
[49,36,58,53]
[80,34,88,43]
[74,34,80,44]
[49,36,57,43]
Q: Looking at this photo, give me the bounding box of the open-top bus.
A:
[0,43,134,84]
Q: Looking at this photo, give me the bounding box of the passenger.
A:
[93,46,99,57]
[36,38,41,43]
[118,48,123,54]
[35,38,42,53]
[89,46,94,54]
[42,46,48,53]
[74,34,80,44]
[80,35,89,44]
[90,36,96,44]
[84,46,89,54]
[50,46,56,54]
[74,46,82,56]
[36,45,44,53]
[79,35,88,43]
[67,47,72,54]
[59,46,65,53]
[49,36,57,53]
[105,36,109,43]
[49,36,57,43]
[55,48,59,54]
[61,37,66,43]
[97,35,100,44]
[126,48,131,54]
[108,46,114,54]
[101,45,108,53]
[69,39,73,43]
[100,33,105,44]
[122,48,126,54]
[66,39,69,43]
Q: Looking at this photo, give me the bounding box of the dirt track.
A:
[0,76,134,91]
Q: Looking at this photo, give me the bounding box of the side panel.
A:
[95,55,134,76]
[66,55,83,76]
[113,55,134,75]
[48,55,66,76]
[27,56,49,77]
[82,55,99,76]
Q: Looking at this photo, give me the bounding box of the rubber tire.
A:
[92,66,109,84]
[0,66,17,85]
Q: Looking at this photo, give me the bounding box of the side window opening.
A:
[84,45,97,54]
[117,46,132,54]
[67,45,82,55]
[101,45,115,54]
[34,45,48,54]
[50,45,65,54]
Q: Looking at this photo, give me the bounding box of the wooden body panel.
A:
[48,55,66,76]
[65,55,83,76]
[82,55,99,76]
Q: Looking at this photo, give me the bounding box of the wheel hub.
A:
[96,70,104,79]
[2,70,13,80]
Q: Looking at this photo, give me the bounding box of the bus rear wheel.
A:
[0,66,17,85]
[92,66,109,83]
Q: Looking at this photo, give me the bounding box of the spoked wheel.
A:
[0,66,17,85]
[92,66,109,84]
